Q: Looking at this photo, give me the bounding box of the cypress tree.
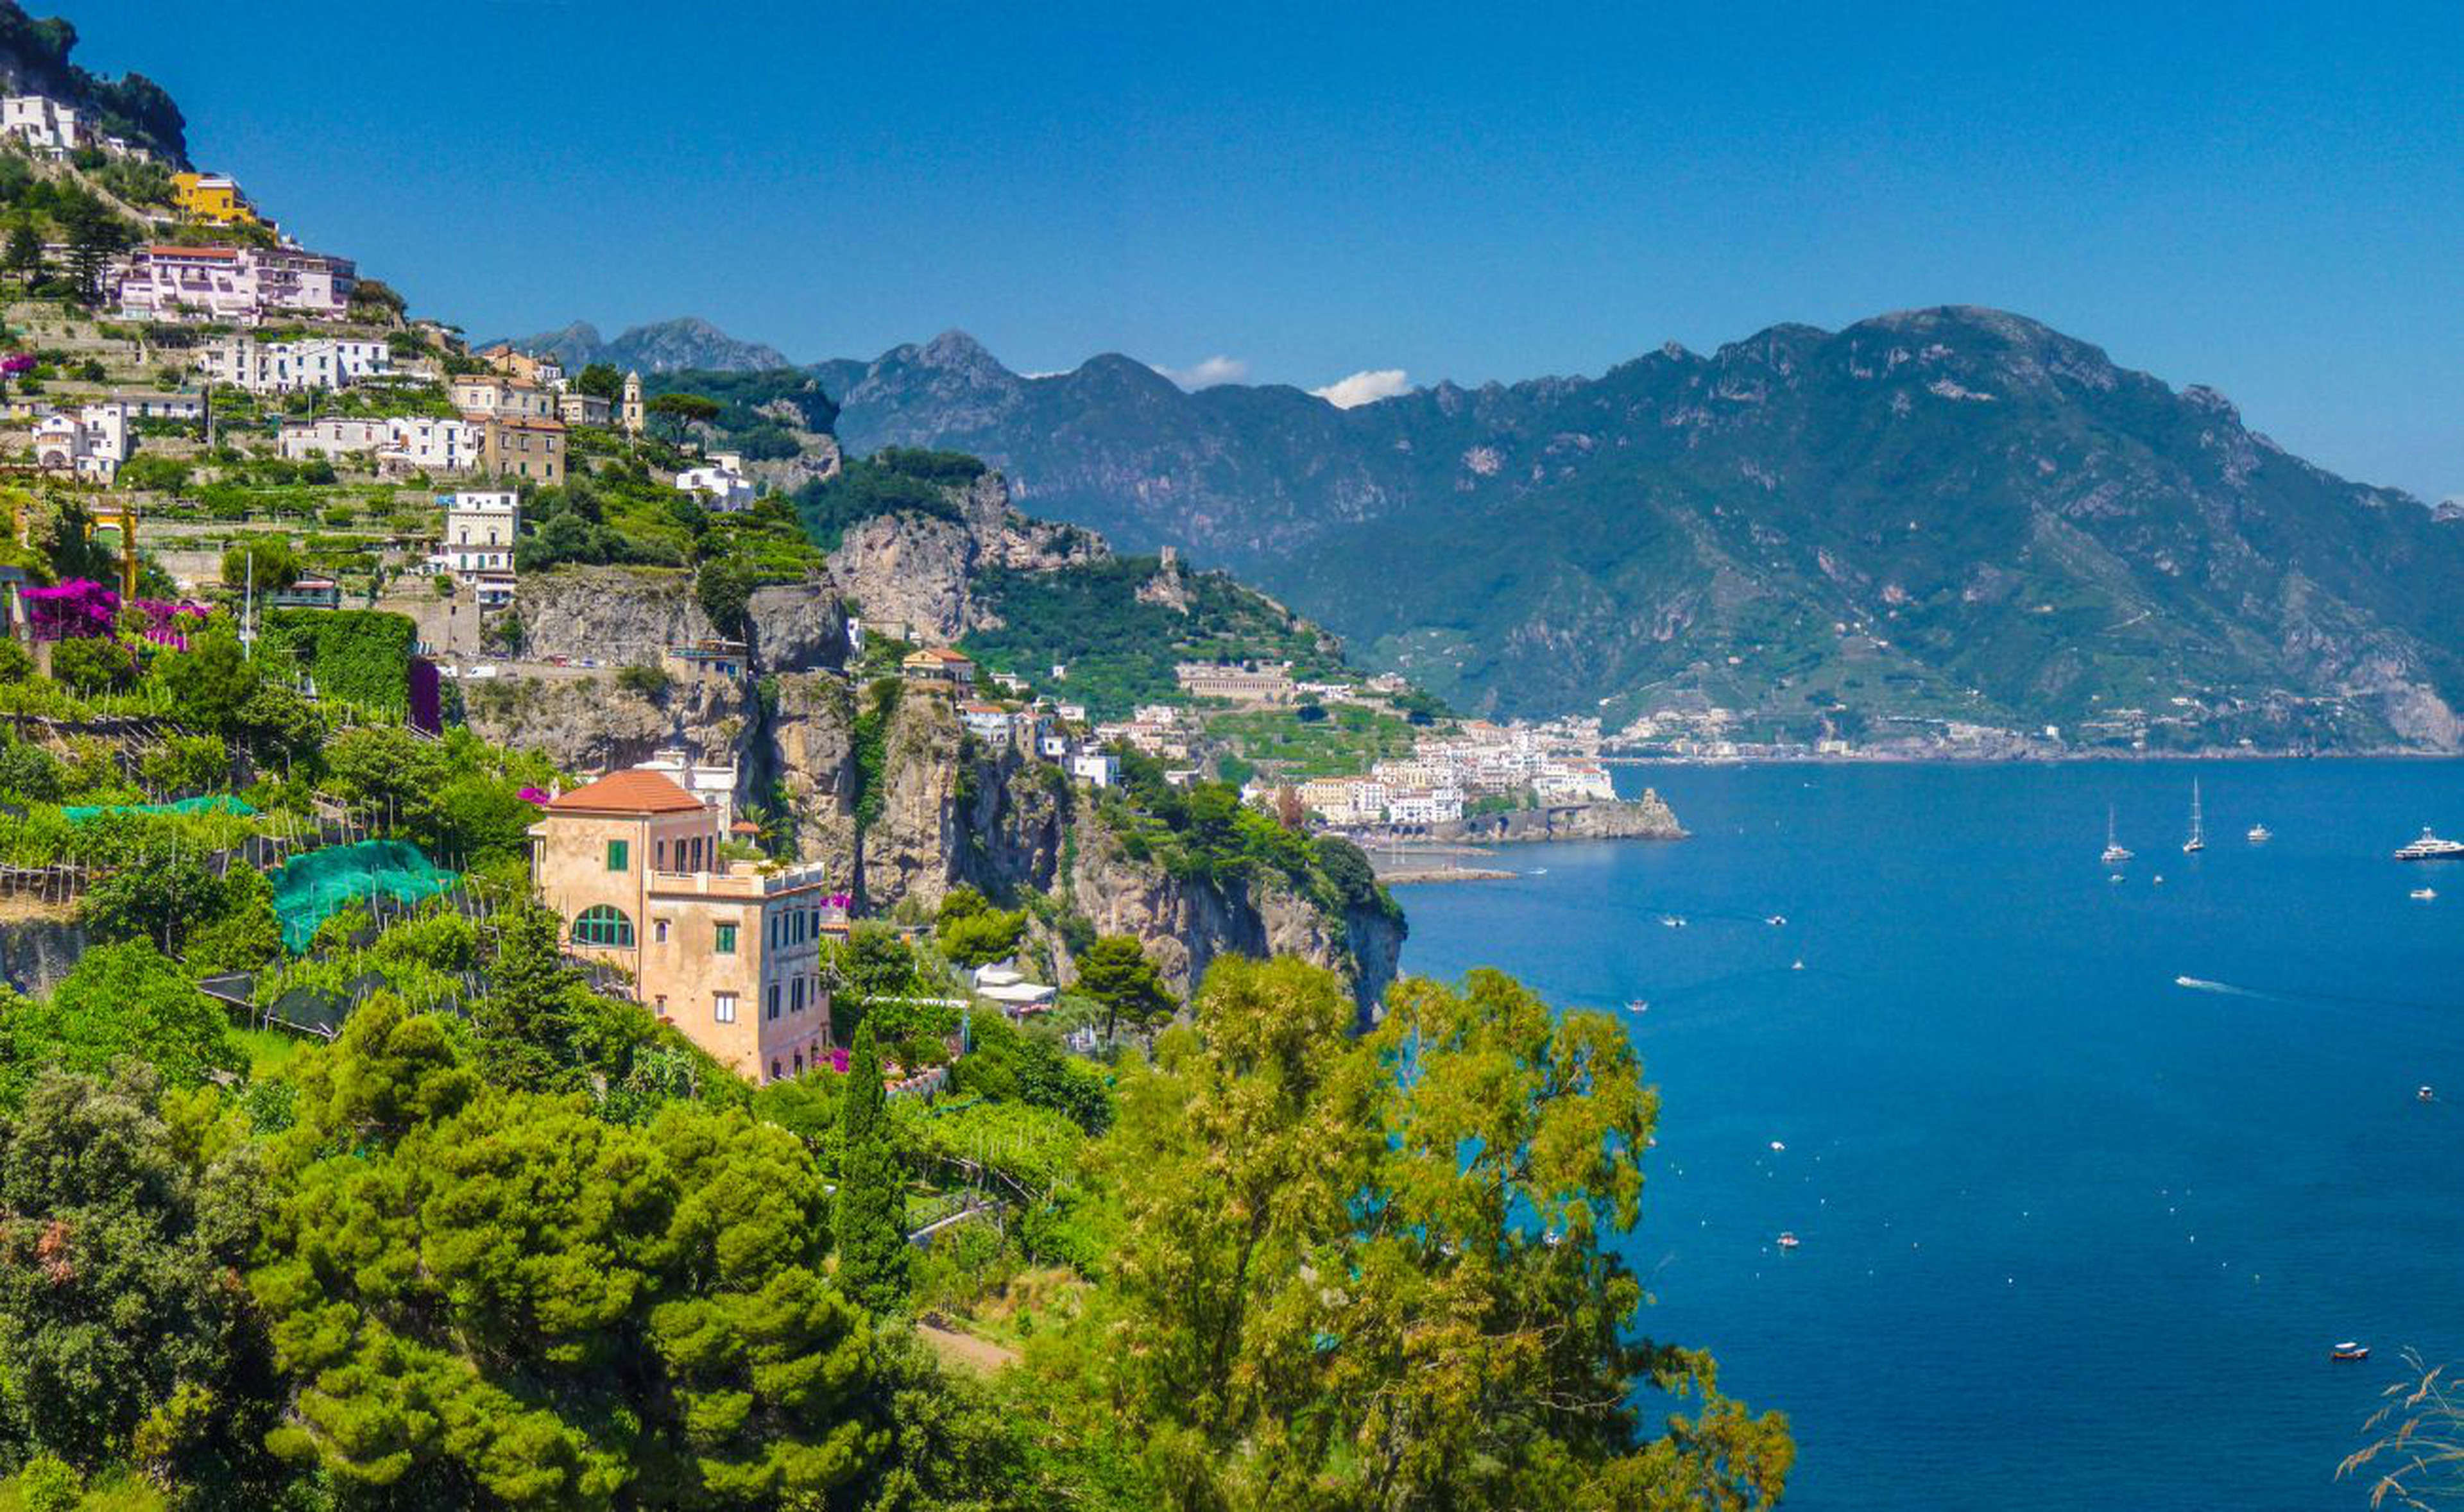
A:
[833,1020,908,1311]
[472,900,582,1092]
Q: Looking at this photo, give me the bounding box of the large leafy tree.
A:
[834,1022,908,1313]
[0,942,245,1110]
[1061,958,1793,1512]
[253,998,882,1508]
[0,1066,286,1499]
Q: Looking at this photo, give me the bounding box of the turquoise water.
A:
[1393,761,2464,1510]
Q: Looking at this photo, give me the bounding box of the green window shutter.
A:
[715,922,737,954]
[607,838,629,871]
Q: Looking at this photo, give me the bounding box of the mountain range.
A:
[518,309,2464,751]
[502,318,793,376]
[800,311,2464,751]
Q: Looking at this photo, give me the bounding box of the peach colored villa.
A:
[530,769,838,1083]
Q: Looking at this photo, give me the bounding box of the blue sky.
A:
[74,0,2464,498]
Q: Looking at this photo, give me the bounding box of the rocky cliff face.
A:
[1063,812,1404,1018]
[459,663,753,776]
[0,910,86,996]
[1431,792,1686,844]
[513,567,713,667]
[825,471,1106,646]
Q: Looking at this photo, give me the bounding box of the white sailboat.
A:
[2183,779,2205,854]
[2101,805,2133,866]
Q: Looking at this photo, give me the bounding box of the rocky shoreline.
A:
[1365,791,1687,847]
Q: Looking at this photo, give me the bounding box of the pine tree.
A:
[832,1021,908,1312]
[472,901,583,1092]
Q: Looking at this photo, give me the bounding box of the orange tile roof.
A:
[146,244,240,259]
[547,769,708,815]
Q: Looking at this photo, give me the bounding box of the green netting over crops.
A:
[271,840,458,953]
[64,795,259,822]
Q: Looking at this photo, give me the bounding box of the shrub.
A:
[615,663,670,699]
[48,634,131,693]
[18,1454,78,1512]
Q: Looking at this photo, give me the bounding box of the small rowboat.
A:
[2331,1341,2370,1362]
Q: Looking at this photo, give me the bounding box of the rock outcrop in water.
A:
[1428,791,1686,844]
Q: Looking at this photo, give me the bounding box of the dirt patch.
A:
[916,1321,1019,1378]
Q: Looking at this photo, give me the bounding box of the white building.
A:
[200,334,391,395]
[430,491,519,577]
[1,96,80,156]
[279,414,479,476]
[634,745,741,829]
[1070,752,1119,788]
[377,414,481,476]
[958,702,1014,743]
[32,403,128,482]
[113,244,355,325]
[1383,788,1467,826]
[277,417,391,463]
[676,452,756,512]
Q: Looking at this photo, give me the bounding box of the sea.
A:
[1392,760,2464,1511]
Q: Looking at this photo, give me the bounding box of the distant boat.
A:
[1660,915,1687,928]
[2331,1342,2371,1362]
[1529,867,1548,876]
[2102,805,2133,865]
[1791,959,1806,971]
[2247,823,2272,844]
[2395,828,2464,862]
[1777,1232,1802,1250]
[2410,887,2437,901]
[1625,998,1650,1014]
[2183,780,2205,854]
[2418,1085,2436,1103]
[1767,914,1787,926]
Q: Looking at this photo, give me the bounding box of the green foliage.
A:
[218,534,298,591]
[1034,958,1793,1512]
[16,1455,78,1512]
[642,368,836,458]
[792,452,973,551]
[0,943,244,1112]
[260,607,415,716]
[697,552,756,640]
[962,555,1347,719]
[0,1066,284,1496]
[574,362,623,402]
[835,1023,909,1312]
[1070,935,1174,1038]
[255,1002,882,1506]
[851,677,902,832]
[950,1010,1114,1135]
[615,661,669,699]
[48,634,132,694]
[470,900,585,1094]
[935,885,1025,969]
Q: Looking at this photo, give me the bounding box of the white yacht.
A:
[2395,829,2464,862]
[2182,780,2205,854]
[2246,823,2272,844]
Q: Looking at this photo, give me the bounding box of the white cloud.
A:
[1311,368,1412,409]
[1155,355,1250,389]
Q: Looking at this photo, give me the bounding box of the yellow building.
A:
[531,769,838,1083]
[172,171,261,228]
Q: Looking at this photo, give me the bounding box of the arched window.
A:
[572,905,633,947]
